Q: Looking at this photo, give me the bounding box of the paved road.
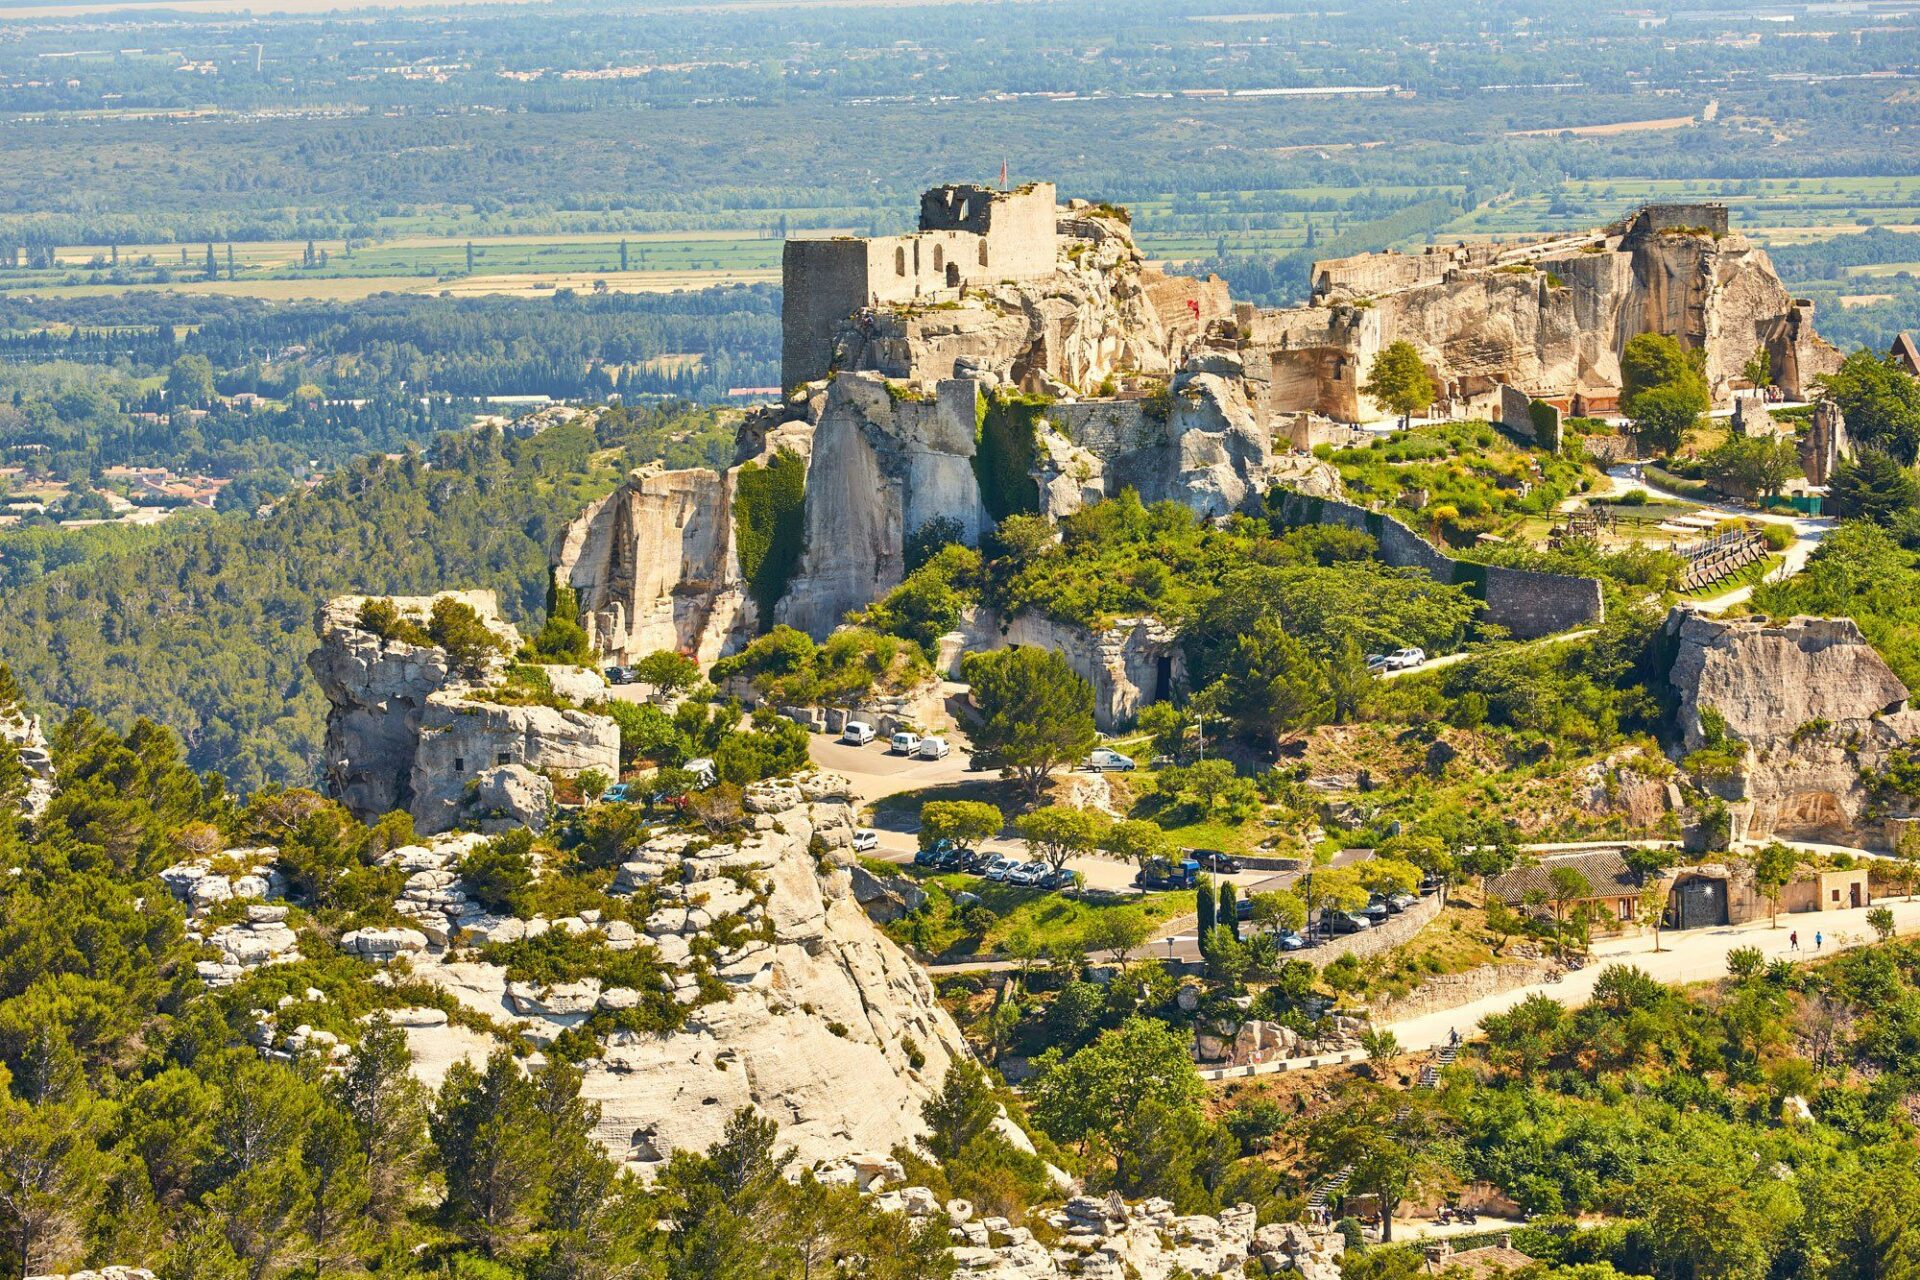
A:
[1379,628,1596,681]
[1383,897,1920,1053]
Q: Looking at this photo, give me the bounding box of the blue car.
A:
[603,782,635,804]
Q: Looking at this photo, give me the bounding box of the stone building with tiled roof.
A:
[1422,1236,1538,1278]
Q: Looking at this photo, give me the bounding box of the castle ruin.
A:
[564,182,1842,706]
[781,182,1059,388]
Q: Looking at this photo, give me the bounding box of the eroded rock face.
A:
[385,773,971,1175]
[309,593,621,834]
[1666,608,1920,845]
[1,701,53,820]
[1293,210,1843,411]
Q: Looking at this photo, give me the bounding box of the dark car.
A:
[1191,849,1243,874]
[966,748,1003,773]
[913,839,956,869]
[1361,898,1392,923]
[1134,857,1202,891]
[1041,866,1078,891]
[1329,911,1373,934]
[604,665,633,685]
[1277,930,1309,951]
[1234,897,1254,921]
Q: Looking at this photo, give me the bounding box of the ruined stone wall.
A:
[1271,493,1604,639]
[1635,202,1731,236]
[782,237,873,388]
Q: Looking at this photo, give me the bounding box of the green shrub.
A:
[974,390,1046,522]
[357,597,430,646]
[733,448,808,622]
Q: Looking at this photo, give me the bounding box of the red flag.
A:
[1187,298,1201,321]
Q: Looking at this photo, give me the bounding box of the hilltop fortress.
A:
[557,182,1836,691]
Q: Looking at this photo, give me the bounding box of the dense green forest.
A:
[0,403,729,791]
[0,288,774,476]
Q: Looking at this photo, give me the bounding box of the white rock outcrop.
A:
[937,1192,1282,1279]
[309,592,621,835]
[1666,607,1920,846]
[395,772,970,1175]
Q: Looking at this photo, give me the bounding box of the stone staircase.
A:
[1313,1042,1461,1216]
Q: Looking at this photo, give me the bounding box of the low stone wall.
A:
[1367,958,1560,1022]
[1272,492,1604,640]
[1304,890,1443,968]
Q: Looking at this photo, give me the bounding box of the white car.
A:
[683,757,717,787]
[890,731,921,755]
[916,736,951,760]
[1387,647,1427,670]
[841,720,876,745]
[1085,748,1135,772]
[851,829,879,852]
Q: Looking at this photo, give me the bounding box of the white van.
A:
[916,736,951,760]
[841,720,876,745]
[890,731,921,755]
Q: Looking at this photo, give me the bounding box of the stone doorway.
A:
[1672,875,1729,930]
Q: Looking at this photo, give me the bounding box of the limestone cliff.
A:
[547,192,1816,686]
[554,415,814,667]
[309,592,621,835]
[1294,207,1842,413]
[1,698,52,820]
[333,773,971,1175]
[1665,608,1920,846]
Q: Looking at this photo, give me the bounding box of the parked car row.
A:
[1321,889,1422,934]
[837,721,954,760]
[912,841,1075,890]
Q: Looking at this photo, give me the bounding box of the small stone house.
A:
[1423,1237,1537,1279]
[1488,849,1645,923]
[1779,865,1871,915]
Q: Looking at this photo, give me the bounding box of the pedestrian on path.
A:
[1789,930,1798,952]
[1816,931,1824,952]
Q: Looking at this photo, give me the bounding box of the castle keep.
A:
[781,182,1058,388]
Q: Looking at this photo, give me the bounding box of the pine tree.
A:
[431,1050,545,1256]
[331,1014,427,1224]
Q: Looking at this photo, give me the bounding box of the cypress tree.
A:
[1220,880,1239,940]
[1196,875,1215,939]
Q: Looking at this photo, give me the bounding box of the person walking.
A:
[1815,931,1824,952]
[1789,930,1798,952]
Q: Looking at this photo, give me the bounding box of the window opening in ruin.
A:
[496,752,511,766]
[946,262,960,288]
[933,244,944,273]
[895,246,906,277]
[453,757,465,773]
[978,241,989,267]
